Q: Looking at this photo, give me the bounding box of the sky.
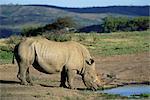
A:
[0,0,149,7]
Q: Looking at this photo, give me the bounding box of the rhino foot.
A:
[68,86,76,90]
[60,84,68,88]
[20,81,29,85]
[20,81,34,86]
[28,82,34,86]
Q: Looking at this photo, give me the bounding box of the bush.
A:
[102,16,150,33]
[77,34,86,41]
[5,35,22,51]
[21,17,76,37]
[45,33,71,42]
[21,26,43,37]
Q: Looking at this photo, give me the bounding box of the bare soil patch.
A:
[0,52,149,100]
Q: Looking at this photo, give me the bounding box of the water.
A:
[98,85,150,97]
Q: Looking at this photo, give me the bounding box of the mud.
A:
[0,52,149,100]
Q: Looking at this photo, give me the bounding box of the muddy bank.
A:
[95,52,150,85]
[0,52,149,99]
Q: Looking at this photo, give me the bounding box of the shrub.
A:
[45,33,71,42]
[102,16,150,33]
[6,35,22,50]
[21,17,76,37]
[77,34,86,41]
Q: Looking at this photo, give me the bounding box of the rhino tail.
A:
[12,50,15,64]
[12,43,19,64]
[12,54,15,64]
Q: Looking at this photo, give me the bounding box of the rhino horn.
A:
[98,73,116,86]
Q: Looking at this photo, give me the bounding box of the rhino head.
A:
[81,58,115,91]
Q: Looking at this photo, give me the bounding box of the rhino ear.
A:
[86,58,94,65]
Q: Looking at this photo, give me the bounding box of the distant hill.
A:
[0,4,149,38]
[31,5,149,16]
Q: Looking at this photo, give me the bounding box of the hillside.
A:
[0,5,149,38]
[34,5,149,16]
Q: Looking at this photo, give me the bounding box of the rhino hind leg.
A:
[17,62,30,85]
[26,67,33,85]
[60,66,67,88]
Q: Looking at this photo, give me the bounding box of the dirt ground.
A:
[0,52,149,100]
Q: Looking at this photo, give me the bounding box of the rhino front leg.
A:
[60,67,67,88]
[66,69,76,89]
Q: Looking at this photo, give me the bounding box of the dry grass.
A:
[0,38,8,46]
[102,38,131,42]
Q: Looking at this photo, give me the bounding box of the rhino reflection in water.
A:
[13,37,110,90]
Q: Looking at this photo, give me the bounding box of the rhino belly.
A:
[33,43,68,74]
[32,57,61,74]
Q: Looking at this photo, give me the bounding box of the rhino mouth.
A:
[82,73,116,91]
[82,76,101,91]
[82,80,100,91]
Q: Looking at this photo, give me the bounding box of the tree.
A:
[21,17,76,36]
[101,16,149,33]
[44,17,76,31]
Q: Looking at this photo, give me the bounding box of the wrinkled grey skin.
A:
[13,37,104,90]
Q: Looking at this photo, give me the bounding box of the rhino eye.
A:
[90,59,94,64]
[86,59,94,65]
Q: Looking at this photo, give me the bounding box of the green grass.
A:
[0,50,13,64]
[0,30,149,64]
[85,31,150,56]
[130,93,150,99]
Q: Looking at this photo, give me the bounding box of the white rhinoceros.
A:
[13,37,104,90]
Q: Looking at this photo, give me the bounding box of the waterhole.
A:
[97,85,150,97]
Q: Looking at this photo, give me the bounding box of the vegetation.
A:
[20,16,150,37]
[0,30,149,64]
[46,33,72,42]
[88,31,150,56]
[0,50,13,64]
[21,17,76,37]
[0,36,22,64]
[130,93,150,99]
[1,5,149,37]
[102,16,150,33]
